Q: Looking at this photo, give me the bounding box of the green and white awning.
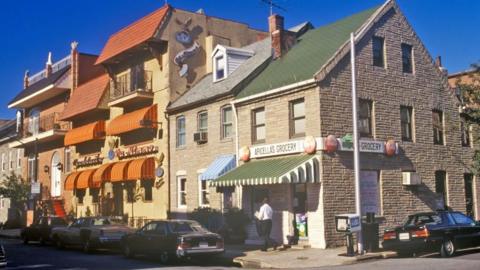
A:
[210,154,320,187]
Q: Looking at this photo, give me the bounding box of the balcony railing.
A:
[110,70,153,101]
[22,112,71,138]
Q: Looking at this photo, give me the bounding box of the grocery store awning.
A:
[106,104,157,135]
[127,157,155,180]
[65,171,81,191]
[200,154,236,181]
[64,120,105,146]
[92,163,114,187]
[110,160,132,182]
[211,154,320,187]
[76,169,96,189]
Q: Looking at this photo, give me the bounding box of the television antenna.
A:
[260,0,287,15]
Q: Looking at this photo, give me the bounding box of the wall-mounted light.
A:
[43,165,49,173]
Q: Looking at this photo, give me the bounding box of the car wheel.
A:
[159,251,170,264]
[440,238,456,258]
[123,244,135,258]
[83,240,93,253]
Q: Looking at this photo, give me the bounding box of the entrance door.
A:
[51,152,61,197]
[112,183,124,216]
[293,184,308,238]
[464,174,475,218]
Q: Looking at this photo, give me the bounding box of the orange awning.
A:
[110,160,132,182]
[106,105,157,136]
[76,169,97,189]
[92,163,114,187]
[64,120,106,146]
[127,157,155,180]
[65,172,81,191]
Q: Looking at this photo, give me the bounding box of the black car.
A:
[21,216,67,245]
[121,220,224,264]
[0,244,6,268]
[383,210,480,257]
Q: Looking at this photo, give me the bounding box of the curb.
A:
[233,258,274,269]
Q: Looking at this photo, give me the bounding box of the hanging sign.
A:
[116,144,159,160]
[337,136,385,153]
[249,137,324,159]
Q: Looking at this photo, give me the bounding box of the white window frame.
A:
[9,151,13,170]
[177,176,187,208]
[28,154,36,182]
[176,116,186,148]
[221,106,233,139]
[17,149,22,168]
[197,169,209,207]
[213,54,226,82]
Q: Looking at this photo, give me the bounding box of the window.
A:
[28,109,40,135]
[90,188,100,204]
[221,106,233,139]
[432,110,444,145]
[76,189,86,204]
[9,151,13,170]
[178,177,187,207]
[464,174,475,218]
[197,111,208,133]
[461,118,471,147]
[435,171,447,208]
[17,149,22,168]
[372,36,385,68]
[252,108,266,143]
[28,154,36,182]
[1,153,6,171]
[400,106,413,141]
[290,99,306,138]
[142,179,154,201]
[359,99,373,137]
[64,147,71,173]
[126,182,135,203]
[451,212,474,225]
[176,116,186,147]
[401,43,413,73]
[215,55,225,81]
[199,180,210,206]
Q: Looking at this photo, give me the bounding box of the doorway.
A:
[50,152,61,197]
[112,183,124,216]
[293,184,308,239]
[464,174,475,218]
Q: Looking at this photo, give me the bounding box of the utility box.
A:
[335,214,361,233]
[402,172,421,185]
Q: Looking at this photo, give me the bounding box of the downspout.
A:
[164,111,171,219]
[230,101,239,166]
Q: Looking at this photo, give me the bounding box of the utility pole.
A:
[350,32,363,254]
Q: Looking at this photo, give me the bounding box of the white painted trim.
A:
[8,84,54,108]
[176,170,187,176]
[233,79,316,104]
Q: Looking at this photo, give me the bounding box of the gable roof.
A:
[8,65,71,107]
[60,74,109,120]
[95,5,170,65]
[236,6,379,99]
[168,38,272,112]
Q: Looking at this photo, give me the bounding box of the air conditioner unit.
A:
[402,172,421,185]
[193,132,208,143]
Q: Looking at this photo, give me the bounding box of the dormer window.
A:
[212,45,254,83]
[215,55,225,81]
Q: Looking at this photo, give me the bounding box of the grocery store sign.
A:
[338,139,385,153]
[250,138,324,159]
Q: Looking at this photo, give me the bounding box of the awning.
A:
[200,154,236,181]
[106,104,157,135]
[76,169,97,189]
[65,172,81,191]
[64,120,106,146]
[92,163,114,187]
[211,154,320,187]
[127,157,155,180]
[110,160,132,182]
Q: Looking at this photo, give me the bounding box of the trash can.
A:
[362,212,379,252]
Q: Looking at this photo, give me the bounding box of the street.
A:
[1,238,238,270]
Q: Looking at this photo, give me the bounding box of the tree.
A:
[0,172,30,205]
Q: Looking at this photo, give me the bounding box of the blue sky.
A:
[0,0,478,119]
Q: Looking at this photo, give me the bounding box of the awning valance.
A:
[76,169,97,189]
[211,154,320,187]
[127,157,155,180]
[106,104,157,136]
[110,160,132,182]
[201,154,236,181]
[92,163,114,187]
[65,172,81,191]
[64,120,105,146]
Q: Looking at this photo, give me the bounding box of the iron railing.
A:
[110,70,153,101]
[22,112,71,138]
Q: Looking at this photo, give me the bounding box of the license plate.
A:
[399,233,410,241]
[199,241,209,248]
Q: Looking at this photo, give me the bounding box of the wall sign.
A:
[249,137,324,159]
[338,139,385,153]
[116,144,159,160]
[360,171,380,215]
[74,154,104,168]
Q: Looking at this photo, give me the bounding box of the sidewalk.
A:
[229,245,396,269]
[0,229,21,239]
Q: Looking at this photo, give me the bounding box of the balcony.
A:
[9,112,71,148]
[108,70,153,107]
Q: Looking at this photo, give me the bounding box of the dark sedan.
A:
[121,220,224,264]
[383,210,480,257]
[21,216,67,245]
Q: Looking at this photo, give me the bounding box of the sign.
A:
[74,154,103,168]
[31,182,41,194]
[116,144,159,160]
[249,138,324,159]
[338,139,385,153]
[360,171,380,215]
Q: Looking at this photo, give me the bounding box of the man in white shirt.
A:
[258,197,275,251]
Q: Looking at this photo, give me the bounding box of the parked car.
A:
[21,216,67,245]
[383,210,480,257]
[121,220,224,264]
[51,216,133,253]
[0,244,6,268]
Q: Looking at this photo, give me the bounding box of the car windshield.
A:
[92,217,124,226]
[404,214,442,226]
[169,221,209,233]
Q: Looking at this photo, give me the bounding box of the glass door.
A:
[293,184,308,238]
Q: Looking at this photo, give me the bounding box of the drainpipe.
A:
[164,111,171,219]
[230,101,239,166]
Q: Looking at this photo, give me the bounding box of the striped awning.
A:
[127,157,155,180]
[110,160,132,182]
[200,154,236,181]
[65,171,81,191]
[76,169,96,189]
[64,120,105,146]
[211,154,320,187]
[92,163,113,187]
[106,104,157,135]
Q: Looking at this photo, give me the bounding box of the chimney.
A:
[45,52,53,77]
[23,70,29,89]
[435,55,448,76]
[71,41,79,90]
[269,14,284,59]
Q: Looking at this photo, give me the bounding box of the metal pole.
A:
[350,32,363,254]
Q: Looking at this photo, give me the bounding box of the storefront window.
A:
[176,116,186,147]
[126,182,135,203]
[142,180,154,201]
[252,107,265,143]
[178,177,187,207]
[289,99,305,137]
[91,188,100,203]
[221,106,233,139]
[199,180,210,206]
[76,189,86,204]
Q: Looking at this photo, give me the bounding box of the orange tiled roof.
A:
[60,74,109,120]
[95,5,170,65]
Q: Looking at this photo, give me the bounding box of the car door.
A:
[450,212,478,248]
[70,218,87,245]
[150,222,168,255]
[133,222,158,255]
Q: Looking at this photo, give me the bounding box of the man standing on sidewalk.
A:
[258,197,275,251]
